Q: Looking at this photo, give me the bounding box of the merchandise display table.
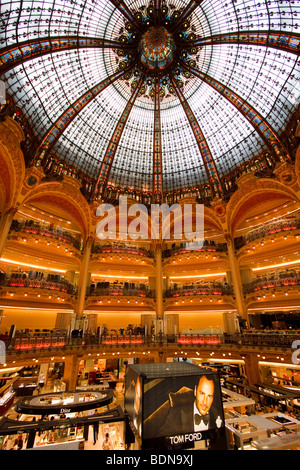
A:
[226,412,300,450]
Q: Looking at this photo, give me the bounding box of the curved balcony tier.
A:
[91,243,153,259]
[163,241,228,259]
[244,272,300,295]
[87,284,153,298]
[0,273,77,296]
[235,218,300,251]
[165,283,234,298]
[9,219,82,252]
[1,331,299,358]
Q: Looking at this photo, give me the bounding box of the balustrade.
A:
[244,272,300,294]
[92,243,153,258]
[1,330,299,354]
[9,219,82,251]
[162,240,227,259]
[88,282,154,299]
[235,218,300,250]
[2,272,76,295]
[165,283,233,298]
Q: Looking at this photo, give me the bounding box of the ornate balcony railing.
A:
[163,240,228,259]
[87,284,154,299]
[238,331,300,347]
[92,243,153,258]
[1,331,299,354]
[9,219,82,251]
[165,283,234,298]
[244,272,300,295]
[235,218,300,250]
[1,273,77,295]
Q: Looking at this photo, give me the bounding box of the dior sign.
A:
[96,196,204,250]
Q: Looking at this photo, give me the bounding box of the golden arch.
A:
[226,176,299,238]
[0,117,26,213]
[295,144,300,187]
[21,179,91,240]
[94,197,152,242]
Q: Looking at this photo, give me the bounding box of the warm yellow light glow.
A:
[252,259,300,271]
[259,361,300,369]
[91,273,148,280]
[0,258,66,273]
[170,272,226,280]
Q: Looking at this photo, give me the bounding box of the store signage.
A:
[60,408,71,414]
[168,432,203,445]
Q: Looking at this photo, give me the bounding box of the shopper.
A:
[93,409,99,445]
[102,432,112,450]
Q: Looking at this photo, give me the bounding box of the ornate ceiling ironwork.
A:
[0,0,299,204]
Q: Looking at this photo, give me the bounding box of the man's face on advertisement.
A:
[195,376,214,416]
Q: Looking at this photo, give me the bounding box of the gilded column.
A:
[63,355,81,391]
[226,235,247,321]
[243,354,261,388]
[155,243,164,319]
[76,236,94,320]
[0,207,18,257]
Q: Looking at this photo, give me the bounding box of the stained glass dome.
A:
[0,0,300,203]
[139,26,176,70]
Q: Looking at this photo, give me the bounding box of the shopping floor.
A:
[1,355,300,451]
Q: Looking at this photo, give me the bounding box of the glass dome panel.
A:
[1,0,299,196]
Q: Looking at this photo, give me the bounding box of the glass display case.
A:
[0,387,15,416]
[0,390,125,450]
[34,425,84,448]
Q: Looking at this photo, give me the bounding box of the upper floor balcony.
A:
[165,282,234,299]
[87,281,154,299]
[1,329,299,357]
[8,219,82,253]
[0,271,77,298]
[163,240,228,261]
[244,271,300,295]
[164,282,235,309]
[91,243,153,259]
[235,218,300,251]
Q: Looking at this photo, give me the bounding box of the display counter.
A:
[0,389,15,416]
[33,423,85,449]
[0,390,125,450]
[16,383,37,397]
[251,432,300,450]
[222,387,255,419]
[14,390,113,415]
[226,412,300,450]
[31,440,85,451]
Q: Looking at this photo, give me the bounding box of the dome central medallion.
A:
[138,26,176,70]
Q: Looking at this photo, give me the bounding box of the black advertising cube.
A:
[124,362,227,450]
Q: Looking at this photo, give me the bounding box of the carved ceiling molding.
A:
[226,177,299,238]
[21,180,92,239]
[0,117,26,211]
